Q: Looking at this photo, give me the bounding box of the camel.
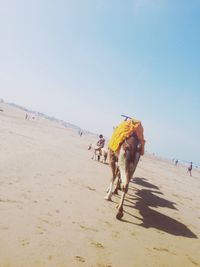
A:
[88,144,108,163]
[105,133,141,219]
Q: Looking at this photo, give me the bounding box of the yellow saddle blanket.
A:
[108,119,145,155]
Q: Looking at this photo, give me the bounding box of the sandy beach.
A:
[0,102,200,267]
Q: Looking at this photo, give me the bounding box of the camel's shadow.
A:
[117,177,198,239]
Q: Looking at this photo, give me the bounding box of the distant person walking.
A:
[187,162,193,176]
[78,130,83,137]
[175,159,178,166]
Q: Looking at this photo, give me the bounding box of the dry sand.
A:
[0,103,200,267]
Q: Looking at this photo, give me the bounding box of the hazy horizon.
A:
[1,98,199,166]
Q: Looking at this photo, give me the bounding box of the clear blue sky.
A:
[0,0,200,164]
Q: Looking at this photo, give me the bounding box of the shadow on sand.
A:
[118,177,197,239]
[131,177,160,190]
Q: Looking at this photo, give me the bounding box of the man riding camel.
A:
[90,134,105,161]
[95,134,105,153]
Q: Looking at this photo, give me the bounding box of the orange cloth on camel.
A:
[108,119,145,155]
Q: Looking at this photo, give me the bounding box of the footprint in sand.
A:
[0,199,19,203]
[20,239,30,246]
[86,186,96,191]
[75,256,85,262]
[1,226,9,230]
[153,247,176,255]
[104,221,112,227]
[41,219,49,224]
[111,231,119,238]
[36,225,47,235]
[79,224,98,232]
[48,255,53,261]
[187,256,199,266]
[91,242,104,249]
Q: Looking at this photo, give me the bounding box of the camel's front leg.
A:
[104,156,116,201]
[115,149,128,219]
[116,177,128,219]
[116,151,140,219]
[91,148,96,160]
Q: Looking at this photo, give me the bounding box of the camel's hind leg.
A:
[115,149,127,219]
